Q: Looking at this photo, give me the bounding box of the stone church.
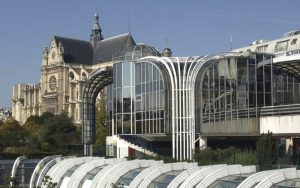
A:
[12,14,136,125]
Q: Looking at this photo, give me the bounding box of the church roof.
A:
[53,33,135,65]
[93,33,136,63]
[54,36,94,65]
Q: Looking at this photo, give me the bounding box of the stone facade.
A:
[12,14,135,125]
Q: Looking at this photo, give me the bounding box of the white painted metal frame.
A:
[255,168,300,188]
[167,166,200,188]
[36,156,66,188]
[140,56,206,160]
[179,164,227,188]
[90,159,128,188]
[10,155,27,187]
[29,155,61,188]
[168,164,225,188]
[196,165,256,188]
[129,163,164,188]
[53,157,98,187]
[104,160,162,188]
[11,155,27,180]
[64,158,124,188]
[140,54,240,161]
[237,168,297,188]
[42,157,97,188]
[138,162,197,188]
[92,160,154,188]
[140,57,177,159]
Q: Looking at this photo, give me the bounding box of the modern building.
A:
[11,13,300,161]
[81,29,300,161]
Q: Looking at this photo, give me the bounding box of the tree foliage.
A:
[0,118,26,149]
[0,112,81,155]
[94,91,107,155]
[40,112,80,152]
[256,131,278,170]
[194,147,256,165]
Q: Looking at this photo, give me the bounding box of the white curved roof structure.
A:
[128,163,163,188]
[65,158,125,188]
[196,165,256,188]
[232,30,300,55]
[138,162,197,188]
[29,155,61,188]
[179,165,228,188]
[168,164,227,188]
[42,157,99,188]
[238,167,298,188]
[91,160,159,188]
[104,160,162,188]
[11,155,27,180]
[36,156,67,188]
[167,166,201,188]
[28,157,300,188]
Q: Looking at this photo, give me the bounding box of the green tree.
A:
[256,131,278,170]
[40,113,80,152]
[0,118,27,149]
[94,92,107,155]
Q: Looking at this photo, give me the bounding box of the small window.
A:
[291,38,297,45]
[256,45,268,53]
[69,72,75,80]
[275,40,289,53]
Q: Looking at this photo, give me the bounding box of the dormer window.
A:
[291,38,297,45]
[256,45,268,53]
[275,40,289,53]
[70,72,75,80]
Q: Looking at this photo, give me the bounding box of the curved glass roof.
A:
[78,166,107,187]
[272,179,300,187]
[208,174,253,188]
[148,170,184,188]
[123,44,161,60]
[115,167,146,187]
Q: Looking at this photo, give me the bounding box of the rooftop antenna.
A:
[230,36,233,50]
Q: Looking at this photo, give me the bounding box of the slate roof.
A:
[93,33,136,63]
[54,36,94,65]
[53,33,135,65]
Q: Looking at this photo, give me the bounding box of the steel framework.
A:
[82,68,113,156]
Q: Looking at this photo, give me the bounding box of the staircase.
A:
[117,135,158,157]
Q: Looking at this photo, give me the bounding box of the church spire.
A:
[90,13,103,45]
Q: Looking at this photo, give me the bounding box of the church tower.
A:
[90,13,103,47]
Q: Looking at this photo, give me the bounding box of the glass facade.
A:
[107,61,166,135]
[208,174,251,188]
[148,170,183,188]
[115,167,146,186]
[195,53,300,133]
[100,52,300,160]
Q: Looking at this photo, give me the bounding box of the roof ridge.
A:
[54,35,90,43]
[101,33,130,42]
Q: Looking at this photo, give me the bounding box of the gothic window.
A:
[82,72,87,80]
[49,76,57,91]
[70,72,75,80]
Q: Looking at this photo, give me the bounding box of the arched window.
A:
[70,72,75,80]
[82,72,87,80]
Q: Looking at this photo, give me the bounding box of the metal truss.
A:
[82,67,113,156]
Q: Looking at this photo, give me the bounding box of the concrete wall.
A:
[200,118,259,135]
[260,115,300,134]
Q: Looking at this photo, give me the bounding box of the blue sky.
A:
[1,0,300,107]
